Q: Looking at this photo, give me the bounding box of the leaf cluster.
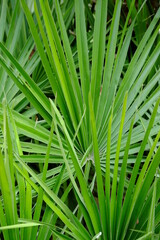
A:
[0,0,160,239]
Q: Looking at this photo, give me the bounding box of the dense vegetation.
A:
[0,0,160,239]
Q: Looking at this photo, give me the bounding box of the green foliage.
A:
[0,0,160,239]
